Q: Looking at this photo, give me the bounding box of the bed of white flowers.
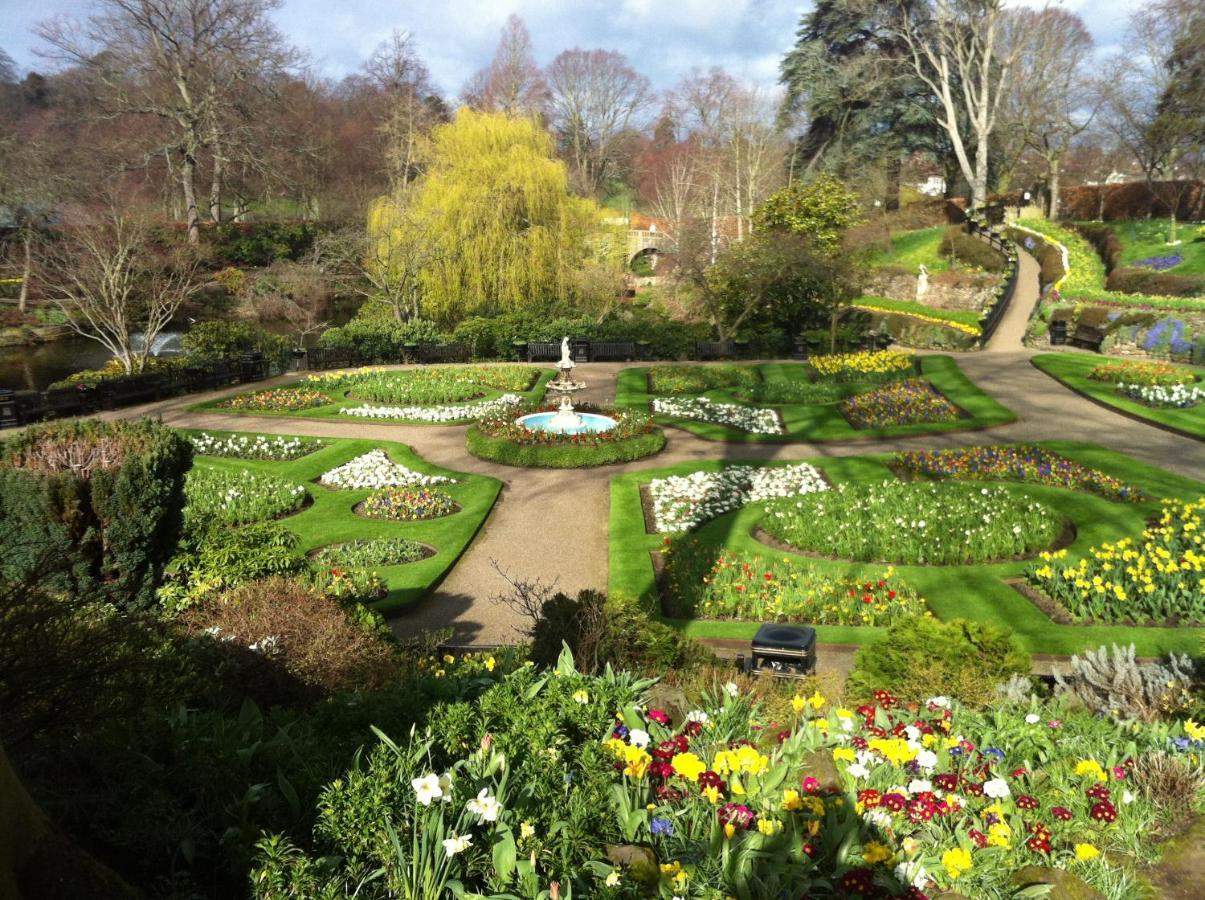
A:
[648,463,828,532]
[319,450,456,490]
[338,394,525,422]
[651,396,783,434]
[1119,382,1203,408]
[190,432,323,460]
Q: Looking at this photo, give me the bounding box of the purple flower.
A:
[650,816,674,836]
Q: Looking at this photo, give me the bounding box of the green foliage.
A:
[313,539,430,569]
[0,418,191,612]
[317,315,442,360]
[648,364,761,395]
[184,468,307,527]
[752,174,862,251]
[309,364,538,404]
[938,226,1009,272]
[848,615,1031,706]
[466,421,666,468]
[206,221,320,266]
[180,319,292,370]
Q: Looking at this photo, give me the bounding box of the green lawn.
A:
[867,226,954,271]
[1101,218,1205,276]
[851,296,983,332]
[1031,354,1204,440]
[184,429,501,613]
[615,356,1014,443]
[609,443,1204,656]
[189,367,555,423]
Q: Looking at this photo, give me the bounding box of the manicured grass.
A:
[616,356,1014,443]
[184,429,501,613]
[867,226,954,272]
[1101,218,1205,276]
[608,442,1204,656]
[1031,353,1204,440]
[465,424,665,467]
[851,296,983,332]
[189,366,556,423]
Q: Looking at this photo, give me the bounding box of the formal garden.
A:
[2,0,1205,897]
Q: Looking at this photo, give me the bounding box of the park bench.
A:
[526,341,561,363]
[587,340,636,361]
[1070,324,1106,352]
[696,340,735,360]
[418,342,469,364]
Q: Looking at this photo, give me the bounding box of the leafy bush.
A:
[316,315,443,360]
[180,578,399,704]
[312,539,430,569]
[206,221,320,266]
[846,615,1031,705]
[1072,222,1123,272]
[359,486,456,521]
[160,521,305,612]
[0,418,191,611]
[181,320,292,371]
[1107,266,1205,297]
[1053,644,1195,723]
[938,226,1008,272]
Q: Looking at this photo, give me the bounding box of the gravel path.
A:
[101,254,1203,644]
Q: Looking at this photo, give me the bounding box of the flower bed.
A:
[652,396,782,433]
[1088,359,1198,387]
[189,432,323,460]
[318,449,456,489]
[894,445,1145,502]
[220,387,329,412]
[358,486,457,521]
[761,481,1063,565]
[184,468,307,526]
[647,364,760,395]
[660,539,923,625]
[312,538,431,569]
[1120,382,1203,408]
[809,350,915,381]
[339,394,525,422]
[648,463,828,533]
[1026,497,1204,623]
[467,405,664,467]
[841,379,961,428]
[308,365,539,405]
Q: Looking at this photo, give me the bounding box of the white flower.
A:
[724,681,739,697]
[340,394,525,422]
[319,449,455,490]
[847,763,870,779]
[685,710,710,724]
[864,809,892,828]
[604,872,621,887]
[438,772,454,801]
[1025,713,1040,725]
[647,463,828,532]
[983,778,1011,799]
[442,833,472,857]
[412,773,443,806]
[915,750,938,770]
[895,861,928,890]
[652,396,783,433]
[904,725,921,742]
[1122,790,1134,805]
[908,779,932,794]
[466,788,502,822]
[926,696,950,708]
[628,728,651,748]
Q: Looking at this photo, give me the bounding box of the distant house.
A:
[916,175,946,197]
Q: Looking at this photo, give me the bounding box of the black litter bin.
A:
[740,624,817,678]
[1049,320,1068,346]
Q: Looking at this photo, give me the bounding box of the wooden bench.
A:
[588,340,636,361]
[1070,324,1106,352]
[418,342,469,364]
[526,342,561,362]
[696,340,735,360]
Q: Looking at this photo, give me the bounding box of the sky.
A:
[1,0,1136,99]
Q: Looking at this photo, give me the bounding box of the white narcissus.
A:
[320,449,456,490]
[648,463,828,533]
[412,773,443,806]
[652,396,782,434]
[340,394,525,422]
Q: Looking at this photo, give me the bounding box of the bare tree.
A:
[38,209,200,373]
[247,260,330,348]
[896,0,1023,208]
[461,14,548,119]
[1003,7,1095,218]
[546,48,652,196]
[37,0,296,242]
[647,146,703,252]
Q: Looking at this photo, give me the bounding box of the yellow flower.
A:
[1186,720,1205,741]
[671,752,706,782]
[987,822,1011,848]
[605,871,621,887]
[660,861,682,876]
[1075,760,1107,782]
[1074,843,1100,862]
[808,690,826,710]
[723,822,736,840]
[573,689,590,704]
[832,747,856,763]
[791,694,806,714]
[757,818,781,836]
[868,738,917,766]
[703,785,722,804]
[485,656,496,672]
[863,841,893,864]
[781,788,803,811]
[942,847,973,880]
[520,821,535,840]
[622,745,651,779]
[802,796,825,816]
[443,654,455,664]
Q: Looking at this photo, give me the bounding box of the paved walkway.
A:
[103,253,1204,644]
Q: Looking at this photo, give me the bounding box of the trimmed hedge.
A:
[0,419,192,611]
[465,424,665,468]
[1107,267,1205,297]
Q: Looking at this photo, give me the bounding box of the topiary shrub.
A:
[1072,222,1123,272]
[0,419,192,611]
[846,615,1030,706]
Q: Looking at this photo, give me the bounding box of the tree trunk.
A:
[1048,156,1062,220]
[885,152,902,212]
[17,228,32,314]
[972,134,989,208]
[181,152,201,244]
[209,136,224,224]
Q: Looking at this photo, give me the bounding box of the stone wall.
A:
[864,267,1004,312]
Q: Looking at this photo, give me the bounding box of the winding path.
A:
[104,250,1204,644]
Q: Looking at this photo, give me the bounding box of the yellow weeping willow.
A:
[369,109,621,324]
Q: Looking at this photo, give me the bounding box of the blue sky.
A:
[1,0,1134,98]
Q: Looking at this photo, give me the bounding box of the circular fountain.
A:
[518,337,616,434]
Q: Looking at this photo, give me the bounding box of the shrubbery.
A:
[938,226,1009,272]
[181,319,293,370]
[0,418,192,611]
[1107,266,1205,297]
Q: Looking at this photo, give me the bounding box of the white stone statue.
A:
[559,335,575,369]
[916,264,929,301]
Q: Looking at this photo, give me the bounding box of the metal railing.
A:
[966,218,1020,347]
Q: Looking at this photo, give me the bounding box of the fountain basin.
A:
[517,411,617,434]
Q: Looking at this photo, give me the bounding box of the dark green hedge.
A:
[465,425,665,468]
[0,419,192,611]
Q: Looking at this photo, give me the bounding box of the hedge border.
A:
[465,424,666,468]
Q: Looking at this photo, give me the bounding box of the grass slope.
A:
[615,356,1014,443]
[609,442,1203,656]
[1031,354,1204,440]
[190,367,555,423]
[1103,218,1205,276]
[185,429,500,613]
[867,226,954,272]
